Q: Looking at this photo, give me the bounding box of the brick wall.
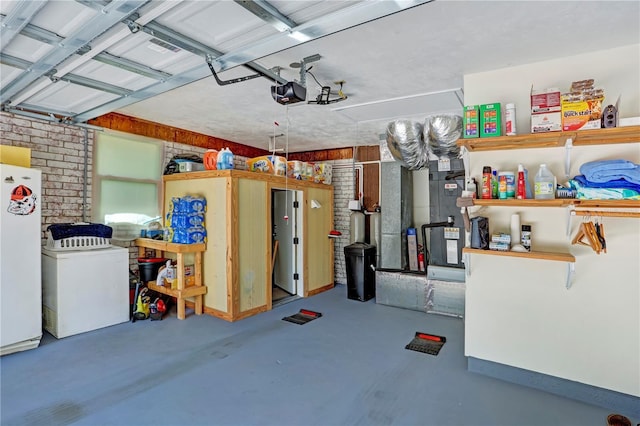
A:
[1,112,94,239]
[329,159,357,285]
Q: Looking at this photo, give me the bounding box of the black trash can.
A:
[344,243,376,301]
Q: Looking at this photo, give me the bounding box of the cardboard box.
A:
[479,103,502,138]
[561,97,604,131]
[462,105,480,138]
[489,241,510,251]
[491,233,511,244]
[531,112,562,133]
[531,87,561,114]
[0,145,31,167]
[184,264,195,286]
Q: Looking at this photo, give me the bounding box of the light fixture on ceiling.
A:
[288,31,311,42]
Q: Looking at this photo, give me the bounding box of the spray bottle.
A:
[492,170,499,199]
[481,166,492,199]
[516,164,526,199]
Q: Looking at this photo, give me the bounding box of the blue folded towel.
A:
[573,175,640,192]
[48,223,113,240]
[580,159,640,185]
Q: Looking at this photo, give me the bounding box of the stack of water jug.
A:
[165,196,207,244]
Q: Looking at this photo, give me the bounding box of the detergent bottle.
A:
[225,147,234,170]
[217,148,228,170]
[534,163,555,199]
[203,149,218,170]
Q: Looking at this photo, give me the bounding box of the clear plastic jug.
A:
[534,164,555,199]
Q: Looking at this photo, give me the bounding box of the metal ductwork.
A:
[379,162,413,269]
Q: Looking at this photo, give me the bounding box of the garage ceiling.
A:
[1,0,639,153]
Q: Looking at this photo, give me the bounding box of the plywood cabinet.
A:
[163,170,334,321]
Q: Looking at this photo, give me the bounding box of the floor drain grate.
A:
[405,332,446,356]
[282,309,322,325]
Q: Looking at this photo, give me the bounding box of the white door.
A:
[272,190,297,294]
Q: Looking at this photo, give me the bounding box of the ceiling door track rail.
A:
[0,0,148,105]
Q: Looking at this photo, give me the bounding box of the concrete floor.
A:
[0,285,628,426]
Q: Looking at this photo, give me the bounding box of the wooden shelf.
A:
[134,238,205,253]
[147,281,207,299]
[463,247,575,263]
[456,126,640,152]
[135,239,206,320]
[470,199,640,208]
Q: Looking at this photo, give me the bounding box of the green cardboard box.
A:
[462,105,480,138]
[480,103,502,138]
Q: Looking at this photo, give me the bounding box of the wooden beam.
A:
[89,112,384,161]
[288,147,354,162]
[88,112,270,158]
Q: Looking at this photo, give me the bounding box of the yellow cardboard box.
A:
[0,145,31,167]
[561,97,604,131]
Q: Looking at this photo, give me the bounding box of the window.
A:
[93,132,163,239]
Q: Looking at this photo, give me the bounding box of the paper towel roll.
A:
[510,213,521,247]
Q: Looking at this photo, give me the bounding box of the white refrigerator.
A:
[0,164,42,356]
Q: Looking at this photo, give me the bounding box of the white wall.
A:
[465,44,640,134]
[462,45,640,397]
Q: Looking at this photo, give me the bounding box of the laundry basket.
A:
[46,223,112,251]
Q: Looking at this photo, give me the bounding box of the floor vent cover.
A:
[282,309,322,325]
[405,332,446,356]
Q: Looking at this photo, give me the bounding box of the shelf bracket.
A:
[566,262,576,289]
[566,206,576,236]
[464,252,471,277]
[564,137,573,179]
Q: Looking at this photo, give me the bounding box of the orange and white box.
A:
[313,163,333,184]
[287,160,303,179]
[268,155,287,176]
[561,97,604,131]
[303,162,314,181]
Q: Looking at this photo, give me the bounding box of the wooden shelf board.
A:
[468,198,639,208]
[456,126,640,152]
[134,238,205,253]
[472,199,569,207]
[571,199,640,209]
[463,247,575,262]
[162,169,332,189]
[147,282,207,298]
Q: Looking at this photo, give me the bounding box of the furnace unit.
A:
[427,159,465,269]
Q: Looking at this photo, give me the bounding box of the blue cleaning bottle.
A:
[217,148,232,170]
[524,167,533,199]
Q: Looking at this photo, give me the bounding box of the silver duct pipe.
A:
[425,115,462,158]
[385,120,428,170]
[386,115,463,170]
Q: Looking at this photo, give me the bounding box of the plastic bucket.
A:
[137,258,166,282]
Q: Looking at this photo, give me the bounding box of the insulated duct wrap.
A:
[386,120,428,170]
[425,115,462,158]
